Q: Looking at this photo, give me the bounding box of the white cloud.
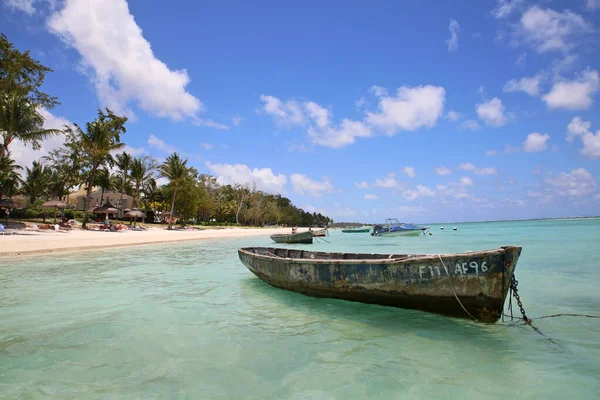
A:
[290,174,335,197]
[206,162,288,193]
[523,132,549,152]
[543,69,599,110]
[545,168,597,197]
[503,76,541,96]
[435,166,452,176]
[308,119,371,149]
[491,0,523,19]
[259,95,305,127]
[458,119,481,131]
[364,194,379,200]
[476,97,508,127]
[373,172,403,189]
[446,19,460,52]
[445,110,462,121]
[47,0,203,120]
[3,0,34,14]
[369,85,388,97]
[192,118,229,130]
[355,181,369,189]
[460,176,473,186]
[403,185,434,201]
[458,163,497,176]
[147,134,177,154]
[11,108,69,169]
[365,85,446,134]
[403,166,417,178]
[231,115,243,126]
[566,117,600,159]
[121,145,148,157]
[304,101,330,128]
[517,6,592,54]
[200,143,213,150]
[587,0,600,11]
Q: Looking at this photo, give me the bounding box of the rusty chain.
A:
[509,274,532,325]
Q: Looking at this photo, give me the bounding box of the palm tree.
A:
[0,92,62,158]
[0,152,22,199]
[22,160,51,204]
[94,167,113,205]
[69,109,126,228]
[159,153,192,230]
[114,151,131,214]
[130,156,157,208]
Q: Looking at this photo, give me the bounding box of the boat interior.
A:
[241,247,413,261]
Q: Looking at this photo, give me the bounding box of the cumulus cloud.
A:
[147,134,177,154]
[523,132,549,152]
[516,6,592,54]
[365,85,446,135]
[259,95,305,127]
[445,19,460,51]
[566,117,600,159]
[458,119,481,131]
[403,185,435,201]
[47,0,204,121]
[206,162,288,193]
[373,172,403,189]
[445,110,462,121]
[369,85,388,97]
[11,108,69,169]
[476,98,508,127]
[458,163,497,176]
[491,0,523,19]
[403,166,417,178]
[290,174,335,197]
[364,194,379,200]
[3,0,35,14]
[587,0,600,11]
[434,166,452,176]
[545,168,597,197]
[543,69,599,110]
[308,119,372,149]
[354,181,369,189]
[503,76,541,96]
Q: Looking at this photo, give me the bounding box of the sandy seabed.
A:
[0,226,303,259]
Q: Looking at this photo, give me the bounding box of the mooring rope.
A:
[437,254,478,322]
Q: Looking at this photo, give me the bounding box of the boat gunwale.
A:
[238,246,514,265]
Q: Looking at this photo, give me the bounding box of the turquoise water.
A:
[1,219,599,399]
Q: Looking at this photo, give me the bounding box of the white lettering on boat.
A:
[420,261,489,279]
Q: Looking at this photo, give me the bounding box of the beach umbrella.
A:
[0,198,24,209]
[124,208,145,226]
[91,200,120,221]
[42,199,70,223]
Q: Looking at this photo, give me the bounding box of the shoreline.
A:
[0,227,303,259]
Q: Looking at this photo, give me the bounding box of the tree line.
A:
[0,34,332,229]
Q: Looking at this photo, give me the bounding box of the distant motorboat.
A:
[372,218,428,237]
[453,227,458,231]
[440,227,444,230]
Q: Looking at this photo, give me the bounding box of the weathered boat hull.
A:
[270,231,314,244]
[238,246,522,322]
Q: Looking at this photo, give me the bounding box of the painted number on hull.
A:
[419,261,487,279]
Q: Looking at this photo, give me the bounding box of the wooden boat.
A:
[270,230,313,244]
[341,226,370,233]
[238,246,522,322]
[312,228,327,237]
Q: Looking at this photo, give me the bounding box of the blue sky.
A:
[2,0,600,223]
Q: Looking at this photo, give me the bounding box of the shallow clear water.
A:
[1,219,599,399]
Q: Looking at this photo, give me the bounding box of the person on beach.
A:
[292,226,297,234]
[4,208,9,223]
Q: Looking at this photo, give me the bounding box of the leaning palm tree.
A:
[114,151,131,214]
[0,92,62,158]
[69,109,126,228]
[159,153,192,230]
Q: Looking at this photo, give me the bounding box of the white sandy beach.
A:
[0,226,306,258]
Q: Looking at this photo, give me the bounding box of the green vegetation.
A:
[0,34,331,227]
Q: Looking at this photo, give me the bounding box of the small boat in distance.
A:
[312,228,327,237]
[270,230,314,244]
[372,218,427,237]
[341,225,371,233]
[238,246,522,322]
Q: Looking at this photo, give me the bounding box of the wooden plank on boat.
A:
[237,246,522,323]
